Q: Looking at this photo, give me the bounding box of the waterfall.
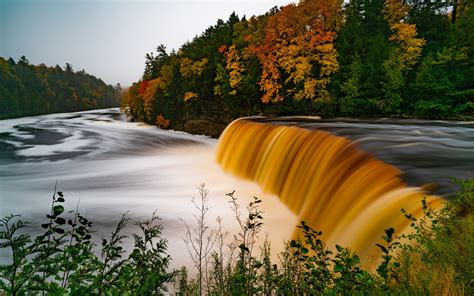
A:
[216,119,444,266]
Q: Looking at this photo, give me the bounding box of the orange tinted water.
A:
[216,119,444,266]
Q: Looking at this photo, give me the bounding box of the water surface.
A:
[1,109,472,268]
[0,109,293,269]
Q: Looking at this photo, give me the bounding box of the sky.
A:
[0,0,294,86]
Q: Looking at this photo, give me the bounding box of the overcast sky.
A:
[0,0,293,86]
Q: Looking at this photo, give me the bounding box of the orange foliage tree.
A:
[143,78,166,122]
[155,114,170,129]
[248,0,341,103]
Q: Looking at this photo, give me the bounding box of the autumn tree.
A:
[120,0,473,132]
[215,15,267,118]
[143,77,166,122]
[249,0,341,104]
[377,0,426,114]
[222,45,243,93]
[384,0,425,72]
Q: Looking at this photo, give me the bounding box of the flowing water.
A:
[0,109,294,269]
[0,109,473,268]
[216,118,473,264]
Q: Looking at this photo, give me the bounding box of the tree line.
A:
[0,56,121,119]
[123,0,473,134]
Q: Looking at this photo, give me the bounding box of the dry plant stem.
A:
[181,183,217,295]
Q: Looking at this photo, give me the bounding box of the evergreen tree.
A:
[0,57,120,119]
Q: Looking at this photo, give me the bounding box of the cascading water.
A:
[2,109,471,270]
[216,119,445,266]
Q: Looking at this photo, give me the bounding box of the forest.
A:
[123,0,473,136]
[0,56,121,119]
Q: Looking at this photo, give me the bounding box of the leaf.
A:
[239,243,250,252]
[334,263,344,272]
[79,217,87,225]
[54,227,65,234]
[53,205,64,216]
[253,261,263,269]
[57,197,65,202]
[76,227,86,236]
[57,192,63,197]
[376,243,388,254]
[41,223,51,229]
[55,217,66,225]
[385,227,395,238]
[350,256,360,266]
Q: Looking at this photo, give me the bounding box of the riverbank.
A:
[158,113,474,138]
[176,119,228,138]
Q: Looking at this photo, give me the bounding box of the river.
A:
[0,108,473,270]
[0,108,294,269]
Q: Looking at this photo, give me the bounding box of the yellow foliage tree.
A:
[179,57,193,79]
[184,91,198,102]
[384,0,425,71]
[389,23,426,71]
[191,58,208,76]
[180,57,207,102]
[223,45,244,91]
[384,0,410,24]
[179,57,208,79]
[160,64,174,84]
[143,77,165,121]
[250,0,340,103]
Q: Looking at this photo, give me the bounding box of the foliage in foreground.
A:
[0,178,473,295]
[175,178,473,295]
[0,190,175,295]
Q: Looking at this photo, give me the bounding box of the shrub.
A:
[1,178,472,295]
[0,191,175,295]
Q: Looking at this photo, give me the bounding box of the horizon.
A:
[0,0,294,87]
